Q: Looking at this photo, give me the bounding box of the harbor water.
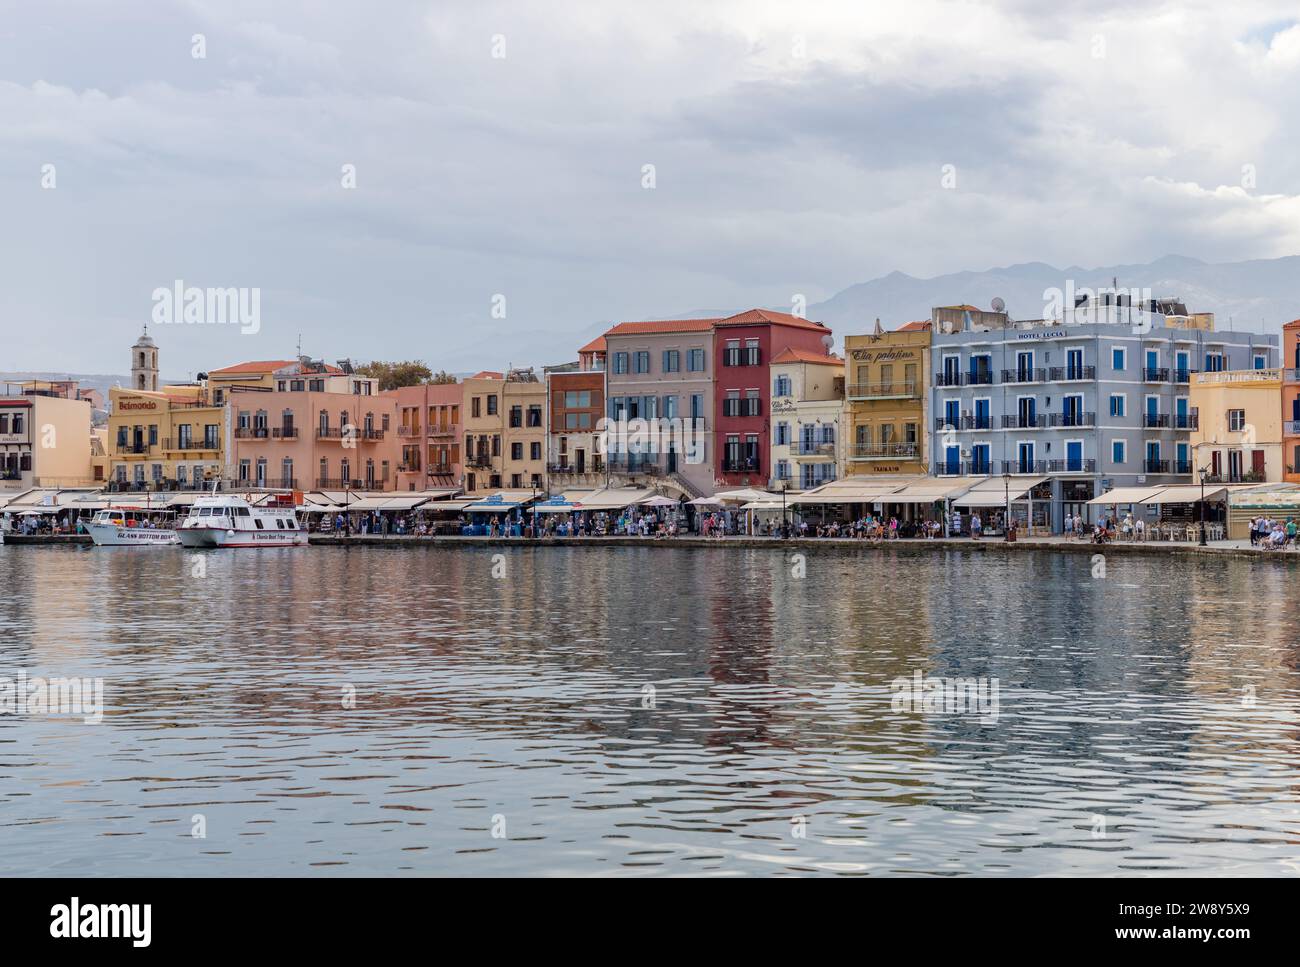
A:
[1,544,1298,876]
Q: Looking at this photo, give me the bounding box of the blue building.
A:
[927,300,1277,531]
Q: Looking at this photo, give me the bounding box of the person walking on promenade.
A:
[971,512,982,539]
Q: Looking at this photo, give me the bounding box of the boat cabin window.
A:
[236,507,251,516]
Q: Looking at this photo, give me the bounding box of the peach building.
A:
[386,382,462,491]
[225,360,397,490]
[461,371,505,495]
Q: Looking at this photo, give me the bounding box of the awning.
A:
[376,496,432,511]
[884,478,977,504]
[1143,485,1228,504]
[953,476,1049,507]
[741,500,785,511]
[344,496,395,511]
[532,492,589,513]
[713,488,776,503]
[1087,486,1167,506]
[422,499,474,513]
[789,477,918,504]
[571,487,656,511]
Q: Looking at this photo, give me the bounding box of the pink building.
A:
[227,381,399,491]
[385,382,463,491]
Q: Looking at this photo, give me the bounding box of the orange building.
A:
[1282,319,1300,483]
[387,382,462,491]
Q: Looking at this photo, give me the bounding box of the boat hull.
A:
[177,526,308,548]
[88,523,180,546]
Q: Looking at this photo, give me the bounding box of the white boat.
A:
[87,507,180,546]
[176,492,307,548]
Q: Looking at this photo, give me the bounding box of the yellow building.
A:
[1189,369,1283,484]
[501,368,546,492]
[0,390,95,492]
[106,385,225,490]
[842,320,930,476]
[461,371,505,495]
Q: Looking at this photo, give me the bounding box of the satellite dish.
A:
[991,297,1006,312]
[821,334,834,351]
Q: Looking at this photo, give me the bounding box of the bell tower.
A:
[132,326,158,391]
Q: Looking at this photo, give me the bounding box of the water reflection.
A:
[1,544,1298,876]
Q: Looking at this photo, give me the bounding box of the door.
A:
[972,444,990,475]
[1066,440,1084,473]
[1177,442,1189,474]
[1146,396,1159,427]
[974,399,990,429]
[945,445,960,475]
[944,399,960,428]
[576,449,586,474]
[1145,441,1160,473]
[1018,397,1036,428]
[1067,348,1084,380]
[1176,351,1190,380]
[1018,442,1034,474]
[1145,349,1158,377]
[1017,351,1033,381]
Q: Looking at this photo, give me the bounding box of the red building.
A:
[712,309,834,488]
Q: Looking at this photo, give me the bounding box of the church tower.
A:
[132,326,158,391]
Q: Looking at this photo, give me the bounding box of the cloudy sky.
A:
[3,0,1299,378]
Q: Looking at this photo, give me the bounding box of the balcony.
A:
[1144,458,1170,473]
[1286,419,1300,435]
[121,443,153,454]
[397,425,422,437]
[722,458,761,474]
[315,478,367,489]
[234,426,298,441]
[163,438,221,451]
[1202,471,1265,484]
[1001,414,1048,429]
[722,350,762,367]
[1046,459,1096,473]
[851,443,919,460]
[934,461,994,476]
[1142,367,1170,382]
[935,372,962,387]
[466,453,494,469]
[1285,369,1300,383]
[315,427,384,442]
[997,459,1048,475]
[1142,413,1170,428]
[934,415,994,430]
[721,400,763,418]
[847,381,920,400]
[1174,461,1193,474]
[963,371,995,386]
[1173,368,1196,383]
[1047,412,1096,428]
[1000,368,1047,384]
[1048,366,1096,381]
[607,459,662,476]
[796,441,836,456]
[1173,414,1199,430]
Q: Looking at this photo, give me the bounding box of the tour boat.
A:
[176,492,308,548]
[87,507,180,546]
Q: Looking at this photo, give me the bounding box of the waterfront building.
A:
[206,356,372,404]
[387,382,462,491]
[501,368,547,493]
[106,330,224,490]
[0,384,95,493]
[461,371,505,495]
[713,309,836,491]
[768,348,843,491]
[928,297,1277,530]
[842,320,931,479]
[546,358,606,489]
[604,318,716,497]
[1281,319,1300,484]
[1189,368,1283,484]
[225,359,397,490]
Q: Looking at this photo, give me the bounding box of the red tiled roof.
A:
[716,308,828,332]
[604,318,721,337]
[470,370,504,380]
[209,359,343,375]
[771,348,842,366]
[578,335,607,353]
[1283,319,1300,330]
[896,320,932,331]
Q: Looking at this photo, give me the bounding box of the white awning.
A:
[571,487,656,511]
[713,488,777,503]
[953,476,1049,507]
[884,478,977,504]
[1142,485,1228,504]
[1087,486,1167,506]
[789,477,919,504]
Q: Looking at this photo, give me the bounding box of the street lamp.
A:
[778,479,788,538]
[1003,468,1011,542]
[1198,464,1209,545]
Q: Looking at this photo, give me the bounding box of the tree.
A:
[429,370,457,384]
[356,360,434,391]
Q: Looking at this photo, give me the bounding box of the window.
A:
[775,422,790,446]
[724,339,741,366]
[472,397,481,418]
[509,405,523,428]
[527,405,542,427]
[1109,394,1126,417]
[1228,409,1246,432]
[690,394,704,420]
[565,413,592,429]
[663,350,680,373]
[1111,347,1126,371]
[486,395,498,416]
[613,352,629,374]
[1112,440,1126,464]
[530,442,541,460]
[745,339,760,365]
[512,442,523,460]
[634,351,650,374]
[687,349,705,372]
[564,390,591,408]
[1254,354,1268,370]
[745,389,761,416]
[774,375,792,397]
